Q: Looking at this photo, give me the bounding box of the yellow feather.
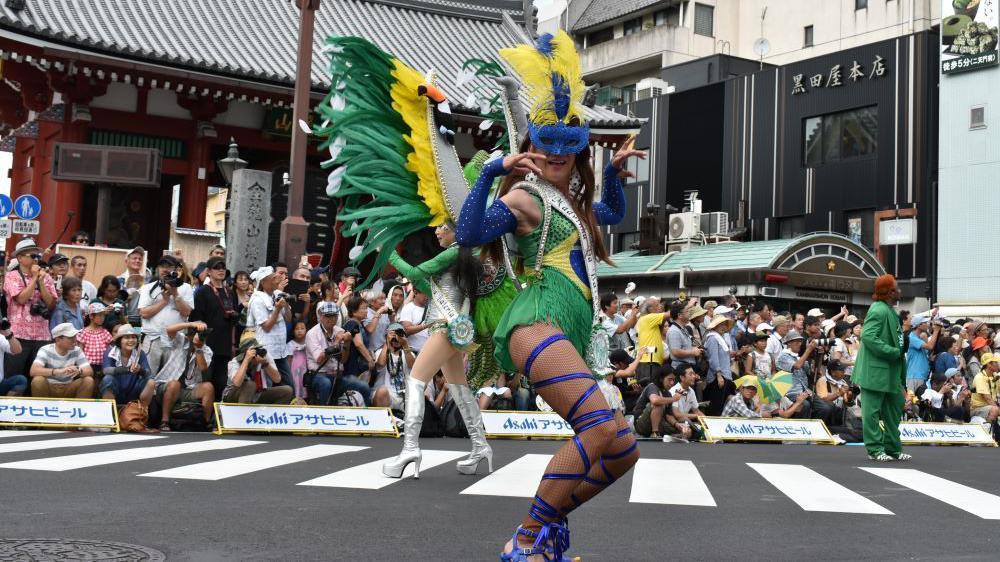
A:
[389,60,449,227]
[500,30,586,126]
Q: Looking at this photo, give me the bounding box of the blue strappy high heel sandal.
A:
[500,522,571,562]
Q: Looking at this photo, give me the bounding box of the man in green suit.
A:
[853,274,911,461]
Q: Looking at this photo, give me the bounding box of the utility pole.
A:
[280,0,320,266]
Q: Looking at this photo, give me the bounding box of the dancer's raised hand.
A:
[502,152,546,175]
[611,136,647,178]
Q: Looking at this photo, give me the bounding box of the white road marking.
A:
[0,434,162,454]
[0,439,263,471]
[139,444,368,481]
[629,459,717,506]
[460,454,551,497]
[861,467,1000,519]
[298,449,467,490]
[749,463,892,514]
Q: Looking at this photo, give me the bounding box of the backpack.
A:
[336,390,365,407]
[441,399,468,438]
[169,402,207,432]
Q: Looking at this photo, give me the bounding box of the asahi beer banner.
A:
[215,404,398,436]
[899,422,997,445]
[0,397,118,429]
[483,411,574,438]
[699,416,835,444]
[942,0,1000,74]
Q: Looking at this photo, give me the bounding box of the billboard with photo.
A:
[941,0,1000,74]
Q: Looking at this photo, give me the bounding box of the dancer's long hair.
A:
[488,134,612,267]
[403,228,481,313]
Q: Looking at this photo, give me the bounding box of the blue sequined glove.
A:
[456,156,517,247]
[593,162,625,225]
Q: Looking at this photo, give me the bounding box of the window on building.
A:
[804,25,814,47]
[621,84,636,104]
[654,6,681,26]
[803,106,878,166]
[855,0,867,9]
[635,148,651,182]
[694,3,714,37]
[623,17,642,36]
[596,85,636,106]
[970,105,986,130]
[587,27,614,47]
[778,216,806,240]
[620,232,641,251]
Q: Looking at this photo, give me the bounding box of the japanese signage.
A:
[879,217,917,245]
[899,422,997,445]
[214,403,398,436]
[483,411,574,439]
[0,397,118,429]
[791,56,887,95]
[941,0,999,74]
[261,107,319,137]
[12,219,39,236]
[0,220,9,239]
[699,416,835,444]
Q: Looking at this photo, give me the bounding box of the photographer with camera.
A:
[905,314,941,393]
[191,256,238,401]
[341,295,375,405]
[371,323,416,411]
[775,330,816,419]
[153,320,215,431]
[223,337,293,404]
[4,238,58,382]
[138,254,194,376]
[305,302,357,405]
[247,266,293,388]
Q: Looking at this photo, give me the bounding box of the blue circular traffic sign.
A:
[0,195,12,219]
[13,194,41,220]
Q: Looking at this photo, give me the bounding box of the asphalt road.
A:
[1,429,998,561]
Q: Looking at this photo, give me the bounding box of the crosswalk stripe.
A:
[0,434,162,454]
[0,430,64,438]
[0,439,264,471]
[460,454,551,497]
[861,467,1000,520]
[297,449,468,490]
[629,459,716,506]
[748,463,892,515]
[138,444,369,481]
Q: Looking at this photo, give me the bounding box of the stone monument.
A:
[226,168,272,274]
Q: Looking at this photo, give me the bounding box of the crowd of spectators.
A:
[1,231,998,443]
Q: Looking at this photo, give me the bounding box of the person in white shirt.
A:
[247,266,293,388]
[372,323,416,411]
[397,287,430,353]
[669,366,705,440]
[137,254,194,375]
[153,321,215,431]
[68,255,98,305]
[766,315,788,365]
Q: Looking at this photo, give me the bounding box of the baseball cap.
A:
[945,367,962,379]
[911,315,929,327]
[609,349,633,365]
[783,330,805,344]
[126,246,145,257]
[757,322,774,332]
[715,305,735,316]
[807,308,824,318]
[981,353,998,366]
[827,359,845,373]
[318,302,340,316]
[206,256,227,270]
[48,253,69,265]
[739,378,758,389]
[51,323,80,339]
[158,254,180,267]
[340,266,361,279]
[388,322,405,335]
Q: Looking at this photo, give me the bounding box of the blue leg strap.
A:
[583,459,617,487]
[529,494,562,525]
[524,334,568,377]
[573,410,616,434]
[566,383,599,422]
[616,426,632,438]
[603,440,638,461]
[532,372,591,389]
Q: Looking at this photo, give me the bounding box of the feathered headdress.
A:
[500,30,589,155]
[314,36,470,286]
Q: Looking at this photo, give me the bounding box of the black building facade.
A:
[607,32,939,302]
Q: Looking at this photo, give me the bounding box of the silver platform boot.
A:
[382,377,426,478]
[449,383,494,475]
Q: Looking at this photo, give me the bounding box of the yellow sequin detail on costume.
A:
[542,233,591,299]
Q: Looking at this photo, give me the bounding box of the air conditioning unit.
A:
[636,78,671,100]
[668,212,699,240]
[52,143,161,187]
[699,211,729,236]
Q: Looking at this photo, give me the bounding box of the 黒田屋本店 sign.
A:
[941,0,999,74]
[791,56,887,95]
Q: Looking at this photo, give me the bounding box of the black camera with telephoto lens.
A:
[0,318,10,331]
[273,291,297,304]
[254,346,267,358]
[810,337,835,348]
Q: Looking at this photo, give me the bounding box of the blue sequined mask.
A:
[528,122,590,156]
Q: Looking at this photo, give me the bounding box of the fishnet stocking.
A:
[509,323,639,534]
